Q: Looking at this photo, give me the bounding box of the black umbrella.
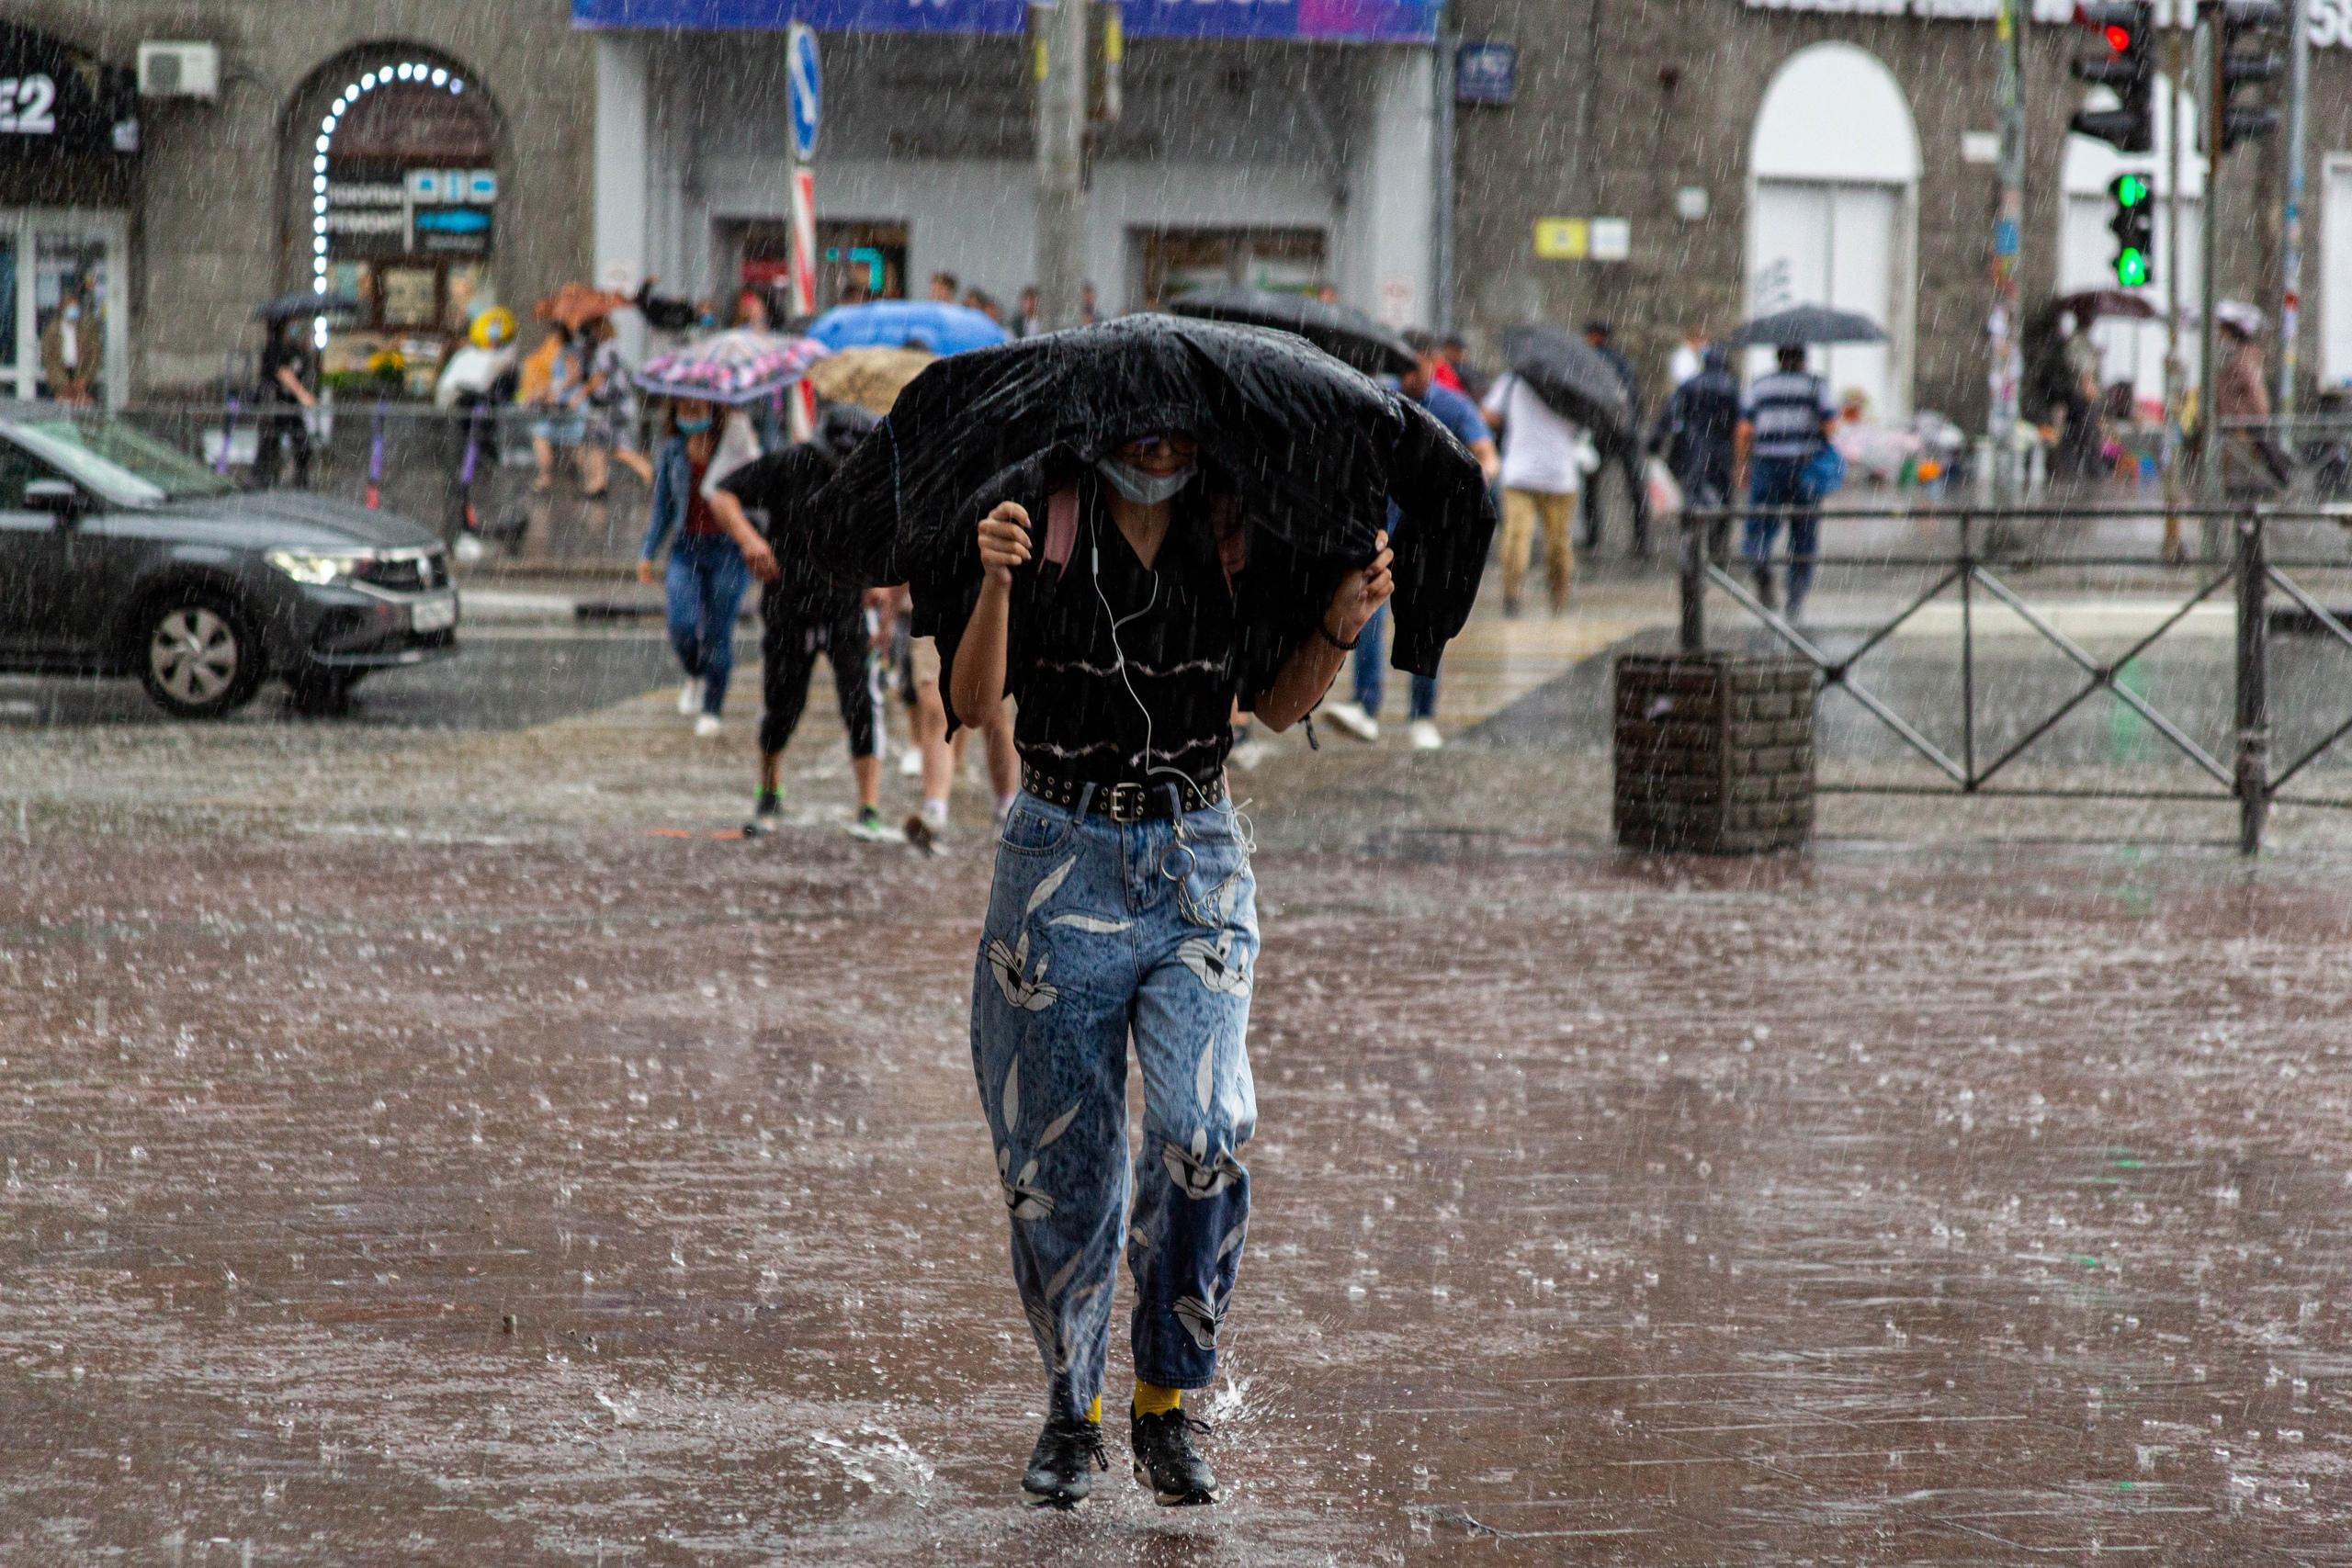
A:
[1727,304,1888,347]
[1164,286,1417,378]
[808,315,1494,682]
[1500,325,1634,448]
[254,291,363,322]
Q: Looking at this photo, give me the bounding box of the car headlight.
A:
[266,548,372,587]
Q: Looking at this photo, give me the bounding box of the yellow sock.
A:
[1133,1381,1182,1417]
[1085,1394,1102,1425]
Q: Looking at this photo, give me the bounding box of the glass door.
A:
[0,209,128,407]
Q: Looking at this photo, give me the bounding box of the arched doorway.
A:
[1747,43,1920,420]
[288,50,496,398]
[2057,79,2201,412]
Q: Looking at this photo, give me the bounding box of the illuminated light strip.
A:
[310,60,471,346]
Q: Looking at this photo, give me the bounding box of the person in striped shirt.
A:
[1735,344,1838,621]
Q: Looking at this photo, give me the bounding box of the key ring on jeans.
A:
[1159,840,1197,883]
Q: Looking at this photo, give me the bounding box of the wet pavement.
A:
[6,637,2352,1563]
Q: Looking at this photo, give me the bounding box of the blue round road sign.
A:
[786,22,821,163]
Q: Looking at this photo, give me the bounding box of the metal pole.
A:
[1991,0,2028,505]
[2278,0,2309,416]
[1678,513,1705,655]
[2234,508,2269,852]
[2162,6,2186,556]
[1960,513,1977,786]
[1032,0,1089,331]
[2199,0,2225,551]
[1433,28,1457,338]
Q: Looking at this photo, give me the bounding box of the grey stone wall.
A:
[1448,0,2340,426]
[8,1,595,397]
[1614,651,1815,854]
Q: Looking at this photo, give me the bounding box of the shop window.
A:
[303,55,496,399]
[1135,229,1327,310]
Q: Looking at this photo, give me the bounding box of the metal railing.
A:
[1676,504,2352,852]
[119,400,659,568]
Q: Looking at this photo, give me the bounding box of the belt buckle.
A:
[1105,782,1146,823]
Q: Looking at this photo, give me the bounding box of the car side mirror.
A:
[24,478,86,524]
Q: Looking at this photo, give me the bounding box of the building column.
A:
[1343,47,1437,329]
[594,34,651,358]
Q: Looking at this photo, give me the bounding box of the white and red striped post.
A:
[788,165,819,443]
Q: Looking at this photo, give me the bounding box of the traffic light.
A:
[2216,0,2284,150]
[2069,1,2156,153]
[2109,174,2154,287]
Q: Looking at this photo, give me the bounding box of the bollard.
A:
[1614,652,1815,855]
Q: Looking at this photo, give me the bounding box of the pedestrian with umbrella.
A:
[809,315,1492,1509]
[636,395,754,739]
[1580,321,1650,560]
[1734,344,1839,620]
[253,310,322,490]
[1485,326,1616,615]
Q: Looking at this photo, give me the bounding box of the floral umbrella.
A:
[632,329,831,405]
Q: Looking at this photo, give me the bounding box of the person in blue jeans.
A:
[1735,344,1837,622]
[1324,333,1498,750]
[946,432,1393,1508]
[637,398,754,736]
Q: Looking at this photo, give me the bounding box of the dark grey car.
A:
[0,405,458,717]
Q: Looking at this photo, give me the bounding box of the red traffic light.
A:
[2104,22,2132,48]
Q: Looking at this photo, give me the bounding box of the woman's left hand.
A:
[1323,530,1394,645]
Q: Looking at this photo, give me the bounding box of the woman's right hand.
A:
[978,501,1032,586]
[636,558,658,587]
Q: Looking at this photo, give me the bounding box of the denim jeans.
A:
[1351,604,1438,722]
[663,532,751,716]
[972,788,1260,1420]
[1742,456,1820,614]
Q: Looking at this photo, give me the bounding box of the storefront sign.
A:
[327,164,497,257]
[571,0,1441,43]
[0,25,140,157]
[1455,41,1516,105]
[1534,219,1588,261]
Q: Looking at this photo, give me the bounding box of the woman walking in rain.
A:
[945,432,1394,1506]
[638,397,753,738]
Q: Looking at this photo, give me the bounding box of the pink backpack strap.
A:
[1043,487,1080,573]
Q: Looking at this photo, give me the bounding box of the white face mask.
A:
[1096,457,1194,506]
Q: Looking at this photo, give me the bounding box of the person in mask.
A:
[943,430,1393,1508]
[638,397,753,738]
[40,276,101,406]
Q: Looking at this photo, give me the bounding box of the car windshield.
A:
[6,415,237,506]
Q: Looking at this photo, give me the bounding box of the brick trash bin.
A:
[1613,653,1814,854]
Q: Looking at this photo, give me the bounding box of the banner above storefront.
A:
[1742,0,2352,47]
[570,0,1440,43]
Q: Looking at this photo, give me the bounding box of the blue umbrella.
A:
[808,300,1009,356]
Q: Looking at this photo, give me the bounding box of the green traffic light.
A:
[2114,174,2151,206]
[2115,248,2150,286]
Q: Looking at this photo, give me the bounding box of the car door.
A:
[0,434,123,665]
[0,437,70,660]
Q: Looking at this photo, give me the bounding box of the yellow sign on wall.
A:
[1533,218,1589,260]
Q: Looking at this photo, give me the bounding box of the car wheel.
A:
[139,595,265,719]
[286,669,366,716]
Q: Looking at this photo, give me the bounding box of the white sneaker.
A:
[694,713,723,739]
[898,747,924,779]
[1325,701,1379,742]
[1408,719,1443,751]
[677,680,700,716]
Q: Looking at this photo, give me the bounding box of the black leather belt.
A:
[1021,764,1226,822]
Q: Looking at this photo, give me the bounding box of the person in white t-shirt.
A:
[1668,331,1707,390]
[1480,372,1595,615]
